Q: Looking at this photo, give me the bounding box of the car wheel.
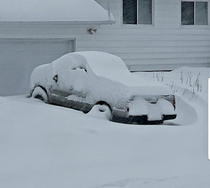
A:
[32,86,49,103]
[88,104,112,120]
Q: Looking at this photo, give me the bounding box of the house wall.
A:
[80,0,210,71]
[0,0,210,74]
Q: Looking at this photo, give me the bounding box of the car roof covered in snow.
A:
[73,51,171,91]
[31,51,172,96]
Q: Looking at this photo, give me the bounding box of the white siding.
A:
[83,0,210,71]
[0,0,210,72]
[89,0,210,71]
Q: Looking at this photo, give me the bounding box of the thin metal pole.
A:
[107,0,111,19]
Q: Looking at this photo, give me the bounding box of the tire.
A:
[88,104,112,120]
[32,86,49,103]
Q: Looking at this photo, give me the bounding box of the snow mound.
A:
[87,104,112,120]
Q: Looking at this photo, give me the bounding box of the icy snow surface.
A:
[0,0,115,22]
[0,67,210,188]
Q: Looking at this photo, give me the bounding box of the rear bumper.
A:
[112,114,177,124]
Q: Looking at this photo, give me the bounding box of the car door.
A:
[50,64,90,112]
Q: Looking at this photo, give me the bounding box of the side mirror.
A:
[53,75,58,83]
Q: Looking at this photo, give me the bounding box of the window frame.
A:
[122,0,154,27]
[180,0,210,26]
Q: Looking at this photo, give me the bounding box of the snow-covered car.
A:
[30,51,177,124]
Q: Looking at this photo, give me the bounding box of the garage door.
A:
[0,39,75,96]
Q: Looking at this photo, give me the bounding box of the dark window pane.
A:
[181,2,194,25]
[138,0,152,24]
[123,0,137,24]
[196,2,208,25]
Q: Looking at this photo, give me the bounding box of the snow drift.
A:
[0,66,210,187]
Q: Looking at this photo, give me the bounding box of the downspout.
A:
[107,0,111,20]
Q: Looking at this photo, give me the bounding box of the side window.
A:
[123,0,153,25]
[181,1,208,25]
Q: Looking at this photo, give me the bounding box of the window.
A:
[181,1,208,25]
[123,0,153,25]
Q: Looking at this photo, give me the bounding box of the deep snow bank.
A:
[0,91,209,188]
[1,67,210,188]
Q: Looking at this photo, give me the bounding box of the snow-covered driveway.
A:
[0,67,210,188]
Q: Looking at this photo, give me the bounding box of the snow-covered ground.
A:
[0,67,210,188]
